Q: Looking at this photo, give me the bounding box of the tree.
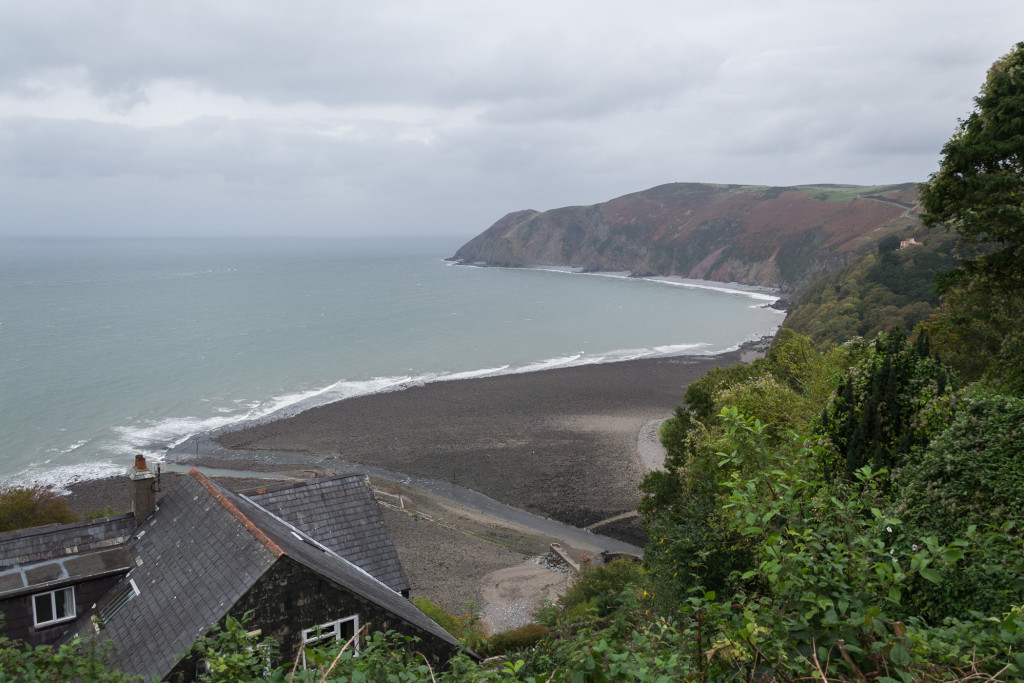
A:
[919,42,1024,394]
[878,233,901,254]
[0,484,77,533]
[816,330,955,482]
[919,42,1024,294]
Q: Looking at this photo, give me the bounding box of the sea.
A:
[0,235,785,490]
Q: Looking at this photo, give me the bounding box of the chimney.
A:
[129,455,157,525]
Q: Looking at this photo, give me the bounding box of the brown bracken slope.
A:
[451,182,922,292]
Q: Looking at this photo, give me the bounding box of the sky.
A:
[0,1,1021,239]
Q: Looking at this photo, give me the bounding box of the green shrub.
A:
[0,484,77,533]
[816,329,956,481]
[189,613,278,683]
[558,559,644,618]
[0,634,140,682]
[684,362,764,422]
[477,624,549,658]
[412,597,486,647]
[894,392,1024,619]
[83,506,123,520]
[898,391,1024,540]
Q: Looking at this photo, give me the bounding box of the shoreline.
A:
[61,342,768,614]
[179,333,777,451]
[208,344,765,533]
[15,327,778,494]
[59,337,772,505]
[445,260,784,302]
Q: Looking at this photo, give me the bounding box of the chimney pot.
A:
[129,455,157,526]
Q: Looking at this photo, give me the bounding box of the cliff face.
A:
[452,183,922,291]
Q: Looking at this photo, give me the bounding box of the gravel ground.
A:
[63,352,752,630]
[217,353,744,534]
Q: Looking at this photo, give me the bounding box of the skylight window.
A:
[98,578,140,624]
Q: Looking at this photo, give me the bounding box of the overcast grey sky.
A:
[1,2,1021,238]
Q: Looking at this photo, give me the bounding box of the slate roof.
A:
[0,513,134,571]
[0,514,135,600]
[66,470,457,680]
[248,475,410,594]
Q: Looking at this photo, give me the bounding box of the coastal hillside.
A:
[452,182,922,292]
[782,228,958,345]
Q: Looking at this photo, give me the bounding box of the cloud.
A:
[0,0,1022,236]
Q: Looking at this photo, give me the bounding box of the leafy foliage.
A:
[0,632,141,682]
[816,329,956,481]
[920,276,1024,393]
[920,41,1024,294]
[557,559,644,619]
[705,410,972,680]
[783,232,958,347]
[189,613,278,683]
[897,391,1024,542]
[0,484,77,533]
[475,624,549,659]
[412,597,486,649]
[917,41,1024,397]
[892,392,1024,620]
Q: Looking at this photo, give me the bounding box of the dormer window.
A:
[32,587,76,628]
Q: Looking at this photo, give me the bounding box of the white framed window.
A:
[300,616,359,668]
[32,586,76,628]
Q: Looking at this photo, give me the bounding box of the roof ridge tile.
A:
[189,469,283,558]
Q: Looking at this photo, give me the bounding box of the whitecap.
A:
[11,460,126,495]
[512,353,585,374]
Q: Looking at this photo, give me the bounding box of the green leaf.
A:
[889,641,911,667]
[919,567,942,584]
[940,548,964,563]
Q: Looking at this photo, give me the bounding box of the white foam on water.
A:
[20,335,758,489]
[645,276,780,302]
[108,375,421,459]
[437,366,511,382]
[11,460,126,494]
[528,265,586,274]
[653,342,714,355]
[46,439,89,456]
[508,264,781,304]
[114,414,245,456]
[512,353,585,374]
[65,440,89,453]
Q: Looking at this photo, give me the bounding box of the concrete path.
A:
[637,418,668,471]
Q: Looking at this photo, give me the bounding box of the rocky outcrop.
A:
[452,183,922,292]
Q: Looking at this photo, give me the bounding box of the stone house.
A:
[0,512,135,647]
[1,458,462,680]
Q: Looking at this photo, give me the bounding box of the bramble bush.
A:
[0,631,141,682]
